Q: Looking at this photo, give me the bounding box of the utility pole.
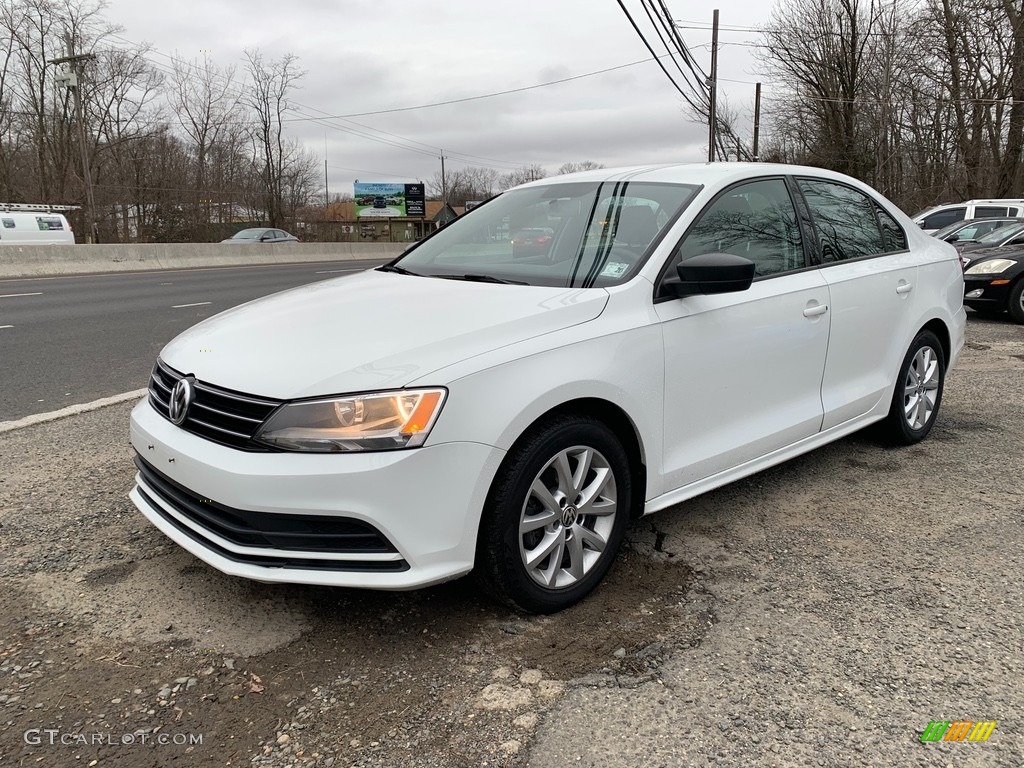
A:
[752,82,762,162]
[323,134,329,209]
[51,34,97,243]
[707,9,719,163]
[440,152,447,207]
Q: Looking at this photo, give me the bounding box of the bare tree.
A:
[168,53,240,223]
[498,164,547,191]
[556,161,605,174]
[244,49,304,227]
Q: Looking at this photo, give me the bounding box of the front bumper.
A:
[129,398,505,589]
[963,276,1011,312]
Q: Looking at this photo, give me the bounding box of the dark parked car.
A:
[963,247,1024,323]
[221,228,300,244]
[931,217,1024,243]
[510,227,554,258]
[373,197,387,209]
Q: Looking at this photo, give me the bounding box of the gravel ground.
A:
[0,315,1021,767]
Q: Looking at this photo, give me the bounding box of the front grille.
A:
[135,455,408,572]
[148,359,281,451]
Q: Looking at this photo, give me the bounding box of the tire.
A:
[476,414,633,614]
[1008,278,1024,324]
[877,330,946,445]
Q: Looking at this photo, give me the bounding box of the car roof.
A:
[511,162,879,192]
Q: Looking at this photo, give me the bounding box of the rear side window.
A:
[35,216,64,231]
[798,179,885,262]
[921,207,966,230]
[2,218,14,228]
[974,206,1010,218]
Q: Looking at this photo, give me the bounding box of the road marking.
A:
[0,388,148,434]
[315,268,364,274]
[0,292,42,298]
[0,324,13,329]
[172,301,212,308]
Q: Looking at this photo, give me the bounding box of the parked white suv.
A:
[912,199,1024,233]
[129,163,966,613]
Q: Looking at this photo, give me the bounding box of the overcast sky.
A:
[103,0,771,195]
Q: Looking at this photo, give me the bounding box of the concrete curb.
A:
[0,242,406,279]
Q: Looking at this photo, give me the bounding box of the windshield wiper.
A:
[429,273,528,285]
[377,263,421,276]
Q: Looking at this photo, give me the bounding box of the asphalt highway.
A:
[0,259,386,421]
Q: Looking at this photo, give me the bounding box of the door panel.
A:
[817,256,918,428]
[656,271,831,491]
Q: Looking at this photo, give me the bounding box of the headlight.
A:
[964,258,1016,275]
[254,388,446,452]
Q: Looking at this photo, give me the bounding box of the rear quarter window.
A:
[2,218,14,228]
[974,206,1010,218]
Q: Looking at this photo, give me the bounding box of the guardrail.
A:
[0,242,406,279]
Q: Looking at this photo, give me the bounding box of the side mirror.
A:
[918,221,927,229]
[662,253,756,298]
[259,233,271,241]
[946,234,959,243]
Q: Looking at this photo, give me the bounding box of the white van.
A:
[0,211,76,245]
[912,199,1024,233]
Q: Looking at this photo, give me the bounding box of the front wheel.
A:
[1008,278,1024,324]
[476,415,633,613]
[877,330,946,445]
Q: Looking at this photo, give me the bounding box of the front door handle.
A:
[896,282,913,295]
[803,304,828,318]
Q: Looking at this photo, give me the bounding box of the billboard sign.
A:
[354,182,427,217]
[404,183,425,217]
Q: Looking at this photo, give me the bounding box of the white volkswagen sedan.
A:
[129,164,966,613]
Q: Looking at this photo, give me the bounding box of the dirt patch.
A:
[1,502,701,768]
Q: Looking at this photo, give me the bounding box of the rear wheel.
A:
[877,330,945,445]
[476,415,633,614]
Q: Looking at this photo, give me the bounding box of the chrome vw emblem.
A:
[168,377,195,425]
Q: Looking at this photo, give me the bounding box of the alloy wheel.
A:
[903,346,940,430]
[518,445,618,589]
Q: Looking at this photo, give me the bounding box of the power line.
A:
[276,54,681,121]
[614,0,707,112]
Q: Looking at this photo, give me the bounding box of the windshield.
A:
[977,223,1024,243]
[390,181,699,288]
[232,229,262,239]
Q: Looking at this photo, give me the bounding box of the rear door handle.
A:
[896,282,913,295]
[803,304,828,317]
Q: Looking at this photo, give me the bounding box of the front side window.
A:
[799,179,886,262]
[392,181,699,288]
[921,207,966,231]
[672,178,805,278]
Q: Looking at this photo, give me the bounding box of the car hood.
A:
[160,269,609,399]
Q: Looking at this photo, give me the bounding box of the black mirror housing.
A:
[663,253,756,298]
